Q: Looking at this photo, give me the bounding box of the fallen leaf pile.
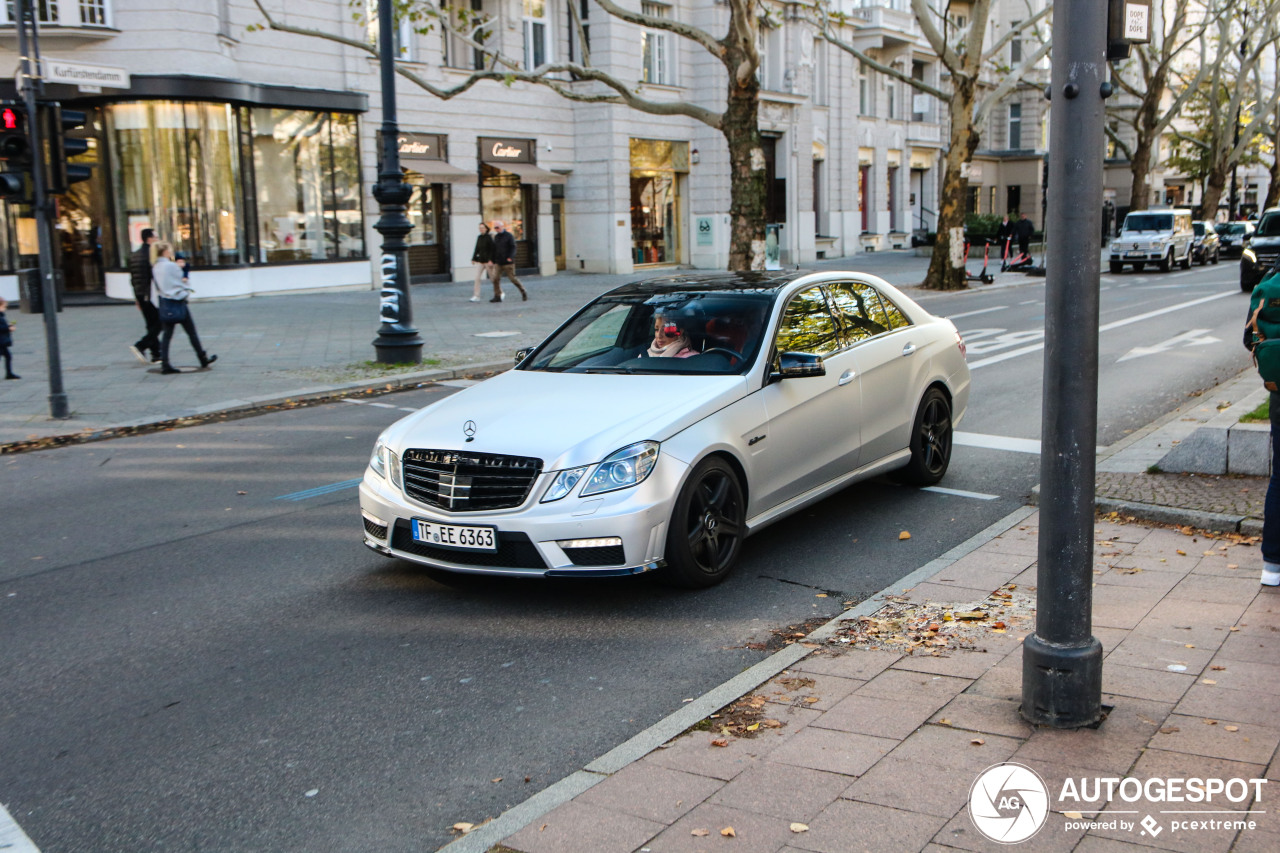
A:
[825,585,1033,655]
[701,693,785,740]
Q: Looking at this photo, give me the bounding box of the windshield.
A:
[1226,223,1249,235]
[1123,214,1173,232]
[1255,214,1280,237]
[1193,223,1206,236]
[521,290,774,375]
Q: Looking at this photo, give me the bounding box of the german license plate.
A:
[1125,251,1145,258]
[412,519,497,551]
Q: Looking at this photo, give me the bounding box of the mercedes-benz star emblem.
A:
[463,420,477,442]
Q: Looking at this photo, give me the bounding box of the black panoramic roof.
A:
[606,271,810,298]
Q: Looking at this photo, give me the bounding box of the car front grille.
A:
[1253,248,1280,268]
[390,520,547,569]
[363,517,388,540]
[400,449,543,512]
[562,544,627,567]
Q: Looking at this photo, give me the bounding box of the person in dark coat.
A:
[1015,213,1035,257]
[128,228,162,363]
[0,297,16,379]
[470,222,494,302]
[996,214,1015,268]
[488,220,528,302]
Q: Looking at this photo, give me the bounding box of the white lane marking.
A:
[0,804,41,853]
[1019,300,1039,305]
[922,485,1000,500]
[473,330,521,338]
[955,432,1042,454]
[968,290,1236,369]
[948,305,1008,320]
[341,398,367,404]
[1118,329,1221,362]
[368,402,398,409]
[399,407,418,412]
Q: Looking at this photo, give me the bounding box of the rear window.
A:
[1193,223,1206,236]
[1226,223,1248,235]
[1124,214,1172,232]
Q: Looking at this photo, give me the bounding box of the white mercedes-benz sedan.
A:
[360,271,969,587]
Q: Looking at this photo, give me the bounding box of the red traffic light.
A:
[1,108,17,130]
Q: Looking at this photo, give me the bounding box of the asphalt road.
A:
[0,259,1254,852]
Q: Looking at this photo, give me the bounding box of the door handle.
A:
[902,342,917,357]
[838,369,856,386]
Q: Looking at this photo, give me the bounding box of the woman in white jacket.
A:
[153,242,216,375]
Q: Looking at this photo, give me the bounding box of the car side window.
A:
[775,286,841,356]
[826,282,890,343]
[873,291,911,330]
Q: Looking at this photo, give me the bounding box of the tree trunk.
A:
[1202,163,1228,220]
[722,40,765,271]
[924,79,978,291]
[1128,133,1155,212]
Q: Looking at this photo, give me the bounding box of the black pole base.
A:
[1021,633,1103,728]
[373,337,424,365]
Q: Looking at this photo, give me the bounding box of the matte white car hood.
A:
[383,370,749,471]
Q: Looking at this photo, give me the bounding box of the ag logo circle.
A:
[968,762,1050,844]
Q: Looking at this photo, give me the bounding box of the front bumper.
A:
[358,452,691,578]
[1110,247,1167,262]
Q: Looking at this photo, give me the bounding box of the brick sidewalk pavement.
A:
[453,509,1280,853]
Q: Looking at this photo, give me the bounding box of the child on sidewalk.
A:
[0,297,16,379]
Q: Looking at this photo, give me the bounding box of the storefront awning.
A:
[498,162,567,184]
[405,160,474,183]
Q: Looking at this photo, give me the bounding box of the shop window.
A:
[629,138,688,266]
[523,0,549,70]
[251,108,366,263]
[641,2,674,86]
[106,101,247,269]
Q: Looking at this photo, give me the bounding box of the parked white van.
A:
[1110,208,1195,273]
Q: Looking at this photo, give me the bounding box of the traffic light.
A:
[42,103,92,194]
[0,102,30,201]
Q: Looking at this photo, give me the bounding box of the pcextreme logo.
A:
[969,763,1268,844]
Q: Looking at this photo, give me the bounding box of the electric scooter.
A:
[963,236,995,284]
[1004,239,1036,272]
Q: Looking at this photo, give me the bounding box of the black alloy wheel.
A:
[1212,247,1220,265]
[893,387,953,486]
[662,457,746,588]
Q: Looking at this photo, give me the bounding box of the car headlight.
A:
[541,466,590,502]
[581,441,660,496]
[369,441,402,487]
[1243,248,1258,263]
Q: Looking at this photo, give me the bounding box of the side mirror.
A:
[771,351,826,381]
[514,347,534,366]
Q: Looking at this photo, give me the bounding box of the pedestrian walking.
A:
[1245,253,1280,587]
[488,220,528,302]
[128,228,162,364]
[153,242,217,375]
[1015,213,1035,258]
[0,297,17,379]
[996,214,1015,269]
[470,222,494,302]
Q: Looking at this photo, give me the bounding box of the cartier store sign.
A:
[478,136,533,164]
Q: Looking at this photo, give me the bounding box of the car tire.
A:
[1211,248,1220,265]
[1109,261,1123,274]
[1181,250,1191,270]
[1159,250,1173,272]
[1243,276,1256,293]
[661,457,746,588]
[892,387,953,487]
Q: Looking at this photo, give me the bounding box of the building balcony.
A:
[907,122,942,144]
[847,5,920,50]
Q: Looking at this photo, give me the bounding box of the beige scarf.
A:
[647,336,693,358]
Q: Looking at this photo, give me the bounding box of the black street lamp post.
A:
[370,0,423,364]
